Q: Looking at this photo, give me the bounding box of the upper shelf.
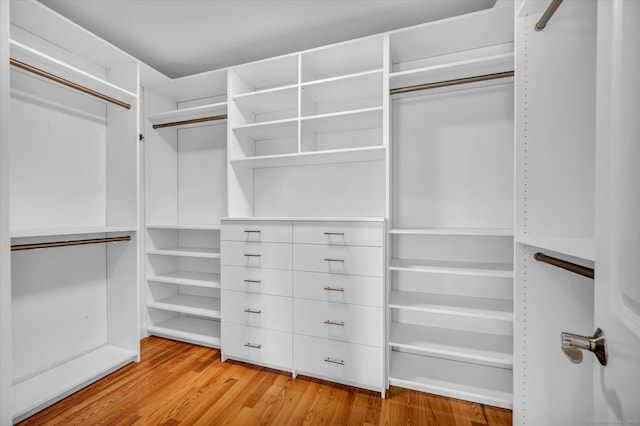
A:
[230,146,386,169]
[517,236,596,262]
[10,39,137,108]
[389,258,514,278]
[146,224,221,231]
[147,102,227,130]
[390,228,514,237]
[11,226,136,239]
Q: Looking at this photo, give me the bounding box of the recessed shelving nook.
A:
[387,4,515,409]
[144,67,228,348]
[6,0,140,422]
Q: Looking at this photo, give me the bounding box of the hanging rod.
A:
[11,235,131,251]
[9,58,131,110]
[535,0,564,31]
[534,252,594,279]
[390,71,514,96]
[152,114,228,129]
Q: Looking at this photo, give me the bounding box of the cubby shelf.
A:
[147,316,221,347]
[389,322,513,368]
[231,118,297,140]
[516,236,595,262]
[390,228,513,236]
[389,351,513,409]
[389,290,513,321]
[147,247,221,259]
[11,226,136,239]
[147,294,221,319]
[147,102,227,129]
[147,271,221,289]
[233,85,297,115]
[230,146,386,169]
[389,258,513,278]
[302,107,382,133]
[301,70,382,116]
[10,39,137,106]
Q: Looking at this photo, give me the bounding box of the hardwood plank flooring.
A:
[19,337,512,425]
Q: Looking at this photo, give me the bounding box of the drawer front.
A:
[293,244,383,277]
[222,290,292,332]
[293,298,383,347]
[222,322,292,370]
[221,220,292,243]
[293,221,384,247]
[293,271,382,307]
[221,241,292,270]
[222,265,292,297]
[294,335,382,390]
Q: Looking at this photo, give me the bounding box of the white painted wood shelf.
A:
[390,228,514,236]
[389,258,514,278]
[147,294,221,319]
[388,322,513,368]
[147,247,221,259]
[301,107,383,133]
[230,146,386,169]
[11,226,136,239]
[147,271,221,288]
[389,351,512,409]
[233,85,297,115]
[301,70,382,114]
[517,236,595,262]
[146,224,221,231]
[147,316,221,347]
[12,346,137,421]
[389,290,513,321]
[231,118,297,140]
[147,102,227,129]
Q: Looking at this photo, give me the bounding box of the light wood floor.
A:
[20,337,512,425]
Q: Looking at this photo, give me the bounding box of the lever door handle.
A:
[561,328,607,366]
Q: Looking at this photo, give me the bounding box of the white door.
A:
[593,0,640,422]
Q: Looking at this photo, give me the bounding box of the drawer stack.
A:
[291,221,385,395]
[220,221,293,371]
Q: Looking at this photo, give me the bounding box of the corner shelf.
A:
[147,294,221,319]
[229,145,386,169]
[147,316,221,347]
[389,258,513,278]
[147,102,227,129]
[147,271,221,289]
[147,247,221,259]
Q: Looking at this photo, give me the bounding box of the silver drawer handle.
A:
[324,286,344,292]
[244,230,261,233]
[324,320,345,326]
[244,253,261,257]
[324,357,345,365]
[244,279,261,283]
[244,308,262,314]
[244,342,261,349]
[324,232,345,236]
[324,258,344,263]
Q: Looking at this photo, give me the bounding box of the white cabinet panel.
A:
[221,241,292,270]
[222,265,292,297]
[293,221,383,246]
[222,322,292,371]
[293,271,382,307]
[293,244,383,277]
[221,290,292,332]
[221,220,292,243]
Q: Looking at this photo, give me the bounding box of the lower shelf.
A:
[147,295,221,319]
[147,316,221,348]
[12,345,137,421]
[147,271,221,289]
[389,351,513,409]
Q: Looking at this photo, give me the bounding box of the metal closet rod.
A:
[152,114,228,129]
[11,235,131,251]
[9,58,131,110]
[390,71,514,96]
[535,0,564,31]
[534,252,594,279]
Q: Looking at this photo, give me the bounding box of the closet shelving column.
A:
[144,69,228,347]
[387,5,515,408]
[7,0,140,421]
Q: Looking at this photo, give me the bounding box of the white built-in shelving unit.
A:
[387,5,515,409]
[143,68,228,348]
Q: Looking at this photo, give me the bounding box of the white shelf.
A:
[389,290,513,321]
[232,54,298,94]
[389,322,513,368]
[232,118,298,140]
[147,102,227,129]
[230,146,386,169]
[147,271,221,289]
[390,228,513,236]
[389,351,512,409]
[389,258,513,278]
[12,346,137,421]
[147,247,221,259]
[301,36,382,82]
[390,53,514,92]
[233,85,297,115]
[10,39,137,106]
[301,70,382,115]
[147,294,221,319]
[302,107,383,134]
[11,226,136,239]
[146,224,221,231]
[147,316,221,347]
[517,236,595,262]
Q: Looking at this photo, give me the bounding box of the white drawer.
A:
[222,265,292,297]
[293,334,383,390]
[222,290,292,332]
[293,244,383,277]
[221,220,292,243]
[293,221,383,247]
[293,271,382,307]
[293,298,383,347]
[222,322,292,370]
[221,241,292,270]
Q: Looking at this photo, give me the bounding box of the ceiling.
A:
[37,0,497,79]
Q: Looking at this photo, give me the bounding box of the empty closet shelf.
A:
[301,107,382,133]
[389,228,513,236]
[233,85,297,114]
[389,258,513,278]
[147,247,221,258]
[147,271,221,288]
[147,295,221,319]
[232,118,297,140]
[230,146,386,169]
[516,236,595,262]
[147,316,221,347]
[389,322,513,368]
[11,226,136,239]
[146,224,221,231]
[148,102,227,129]
[389,291,513,321]
[389,351,512,409]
